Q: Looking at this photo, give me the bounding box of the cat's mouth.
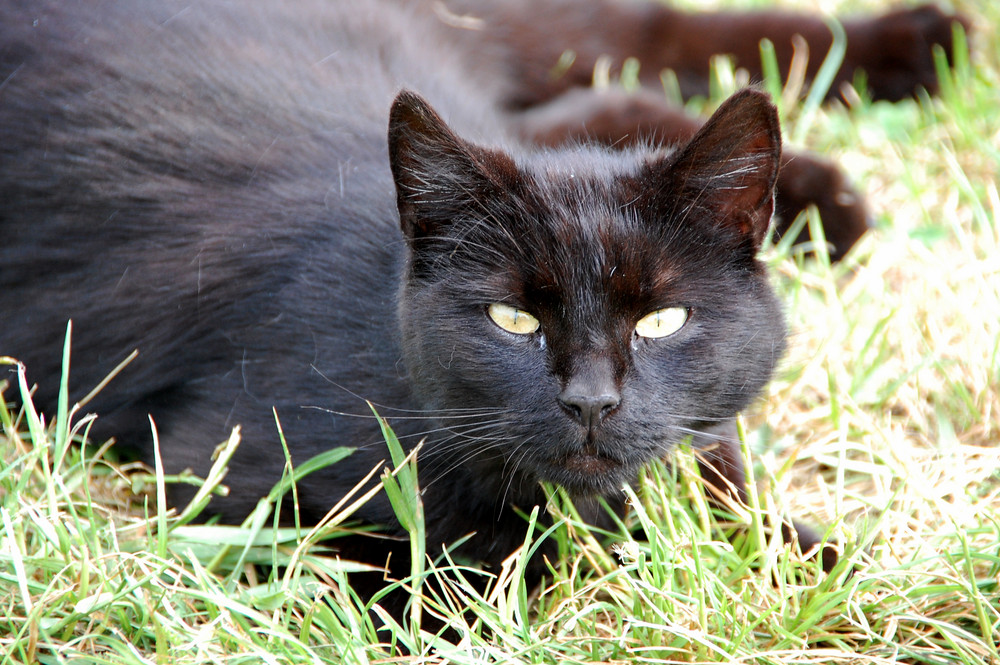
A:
[529,440,629,492]
[559,449,620,477]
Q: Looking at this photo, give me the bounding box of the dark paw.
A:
[845,4,971,101]
[784,519,841,573]
[774,150,871,261]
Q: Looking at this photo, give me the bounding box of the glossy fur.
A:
[0,0,965,598]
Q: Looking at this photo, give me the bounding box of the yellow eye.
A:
[635,307,688,339]
[488,303,540,335]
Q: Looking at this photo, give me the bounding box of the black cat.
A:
[0,0,964,606]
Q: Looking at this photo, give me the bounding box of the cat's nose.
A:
[559,392,621,431]
[559,361,621,430]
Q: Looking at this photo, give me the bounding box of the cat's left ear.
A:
[649,88,781,249]
[388,90,518,241]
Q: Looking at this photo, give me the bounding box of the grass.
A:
[2,0,999,662]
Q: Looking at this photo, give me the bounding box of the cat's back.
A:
[0,0,489,223]
[0,0,498,457]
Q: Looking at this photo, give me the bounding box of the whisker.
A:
[307,366,515,417]
[420,438,513,489]
[302,403,510,420]
[499,438,539,508]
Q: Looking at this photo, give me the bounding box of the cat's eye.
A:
[488,303,540,335]
[635,307,688,339]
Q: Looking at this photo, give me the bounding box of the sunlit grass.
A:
[2,0,998,662]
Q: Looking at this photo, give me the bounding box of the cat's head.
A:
[387,89,786,497]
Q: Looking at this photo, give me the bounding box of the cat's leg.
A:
[480,0,969,106]
[691,419,839,572]
[643,3,972,102]
[514,86,870,261]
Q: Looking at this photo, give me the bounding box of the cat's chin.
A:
[539,451,633,495]
[562,451,617,476]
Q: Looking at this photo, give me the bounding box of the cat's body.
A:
[1,0,964,596]
[1,0,501,541]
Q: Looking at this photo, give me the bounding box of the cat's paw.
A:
[845,4,971,101]
[774,150,871,261]
[784,519,841,573]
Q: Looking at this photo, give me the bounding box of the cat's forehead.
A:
[517,148,647,233]
[519,145,652,197]
[524,146,677,234]
[495,152,689,307]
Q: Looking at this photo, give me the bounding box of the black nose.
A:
[559,358,621,431]
[559,392,621,430]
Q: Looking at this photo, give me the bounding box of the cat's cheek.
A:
[627,336,724,419]
[466,324,553,393]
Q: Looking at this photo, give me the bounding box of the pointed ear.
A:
[652,89,781,248]
[387,90,518,240]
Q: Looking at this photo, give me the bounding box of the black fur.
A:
[0,0,781,562]
[2,0,964,594]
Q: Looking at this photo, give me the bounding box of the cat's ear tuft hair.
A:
[388,90,518,241]
[652,88,781,249]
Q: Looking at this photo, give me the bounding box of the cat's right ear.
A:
[647,88,782,251]
[388,90,518,241]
